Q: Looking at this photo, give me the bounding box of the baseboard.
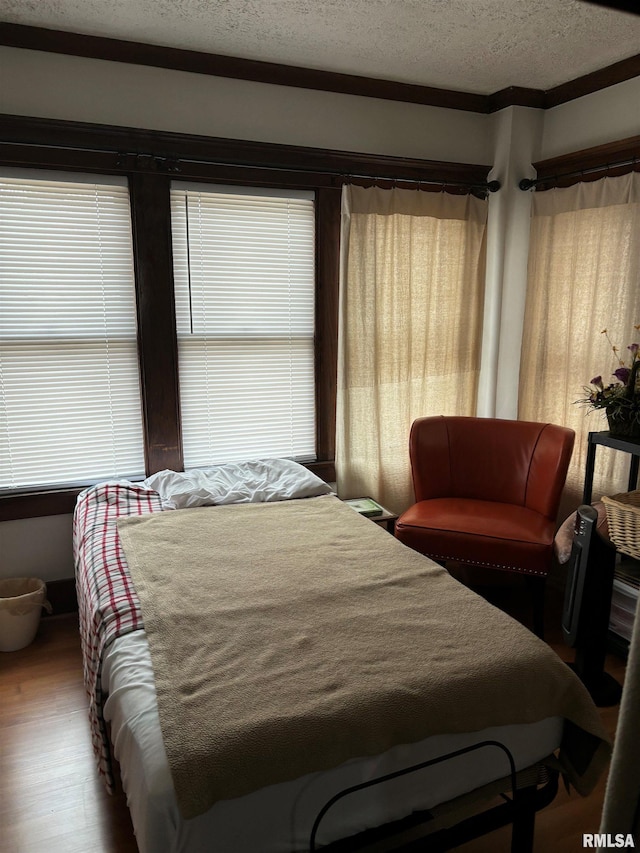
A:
[44,578,78,616]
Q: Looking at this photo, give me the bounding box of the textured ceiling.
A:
[1,0,639,95]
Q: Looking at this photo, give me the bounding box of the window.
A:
[336,185,487,510]
[518,172,640,504]
[170,183,316,468]
[0,171,145,489]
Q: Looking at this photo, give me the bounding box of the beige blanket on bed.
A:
[117,495,610,820]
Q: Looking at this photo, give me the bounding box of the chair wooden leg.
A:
[525,576,546,640]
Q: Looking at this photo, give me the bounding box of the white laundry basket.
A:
[0,578,52,652]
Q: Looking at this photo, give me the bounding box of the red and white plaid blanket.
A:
[73,482,163,792]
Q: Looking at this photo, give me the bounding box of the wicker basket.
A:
[601,490,640,560]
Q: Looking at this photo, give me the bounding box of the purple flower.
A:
[578,328,640,413]
[614,366,631,384]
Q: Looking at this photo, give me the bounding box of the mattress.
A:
[103,629,563,853]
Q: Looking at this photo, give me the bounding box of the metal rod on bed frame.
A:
[309,739,519,852]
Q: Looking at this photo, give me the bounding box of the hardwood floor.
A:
[0,615,136,853]
[0,599,626,853]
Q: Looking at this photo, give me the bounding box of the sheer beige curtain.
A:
[336,185,488,513]
[519,172,640,511]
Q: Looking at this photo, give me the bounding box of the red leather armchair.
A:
[395,416,575,637]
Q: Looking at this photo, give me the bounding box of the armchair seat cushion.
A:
[396,498,556,577]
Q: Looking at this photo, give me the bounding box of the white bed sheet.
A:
[103,630,563,853]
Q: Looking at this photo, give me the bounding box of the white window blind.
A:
[170,183,316,468]
[0,172,145,489]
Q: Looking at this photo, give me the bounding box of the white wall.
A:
[0,514,74,582]
[540,77,640,160]
[0,46,491,584]
[478,78,640,420]
[0,47,490,164]
[0,45,637,582]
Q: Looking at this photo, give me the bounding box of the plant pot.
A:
[606,411,640,440]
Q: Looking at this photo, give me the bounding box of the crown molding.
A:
[0,23,486,113]
[486,87,547,112]
[544,53,640,107]
[1,22,638,115]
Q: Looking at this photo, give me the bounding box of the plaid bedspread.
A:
[73,482,163,792]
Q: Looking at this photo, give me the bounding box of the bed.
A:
[73,459,610,853]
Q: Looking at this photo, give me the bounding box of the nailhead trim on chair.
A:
[425,553,548,577]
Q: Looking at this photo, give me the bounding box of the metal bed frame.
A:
[313,740,559,853]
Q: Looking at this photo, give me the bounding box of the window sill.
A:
[0,488,83,521]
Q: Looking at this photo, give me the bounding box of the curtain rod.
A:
[347,174,501,199]
[519,156,638,190]
[168,157,502,195]
[120,154,503,197]
[174,159,502,194]
[2,140,501,196]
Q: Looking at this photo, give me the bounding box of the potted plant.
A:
[578,326,640,439]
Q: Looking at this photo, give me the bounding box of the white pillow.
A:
[142,458,333,510]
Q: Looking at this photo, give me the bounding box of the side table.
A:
[582,430,640,504]
[343,498,399,535]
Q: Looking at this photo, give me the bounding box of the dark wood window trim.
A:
[0,488,83,521]
[314,187,341,468]
[0,114,492,188]
[1,23,639,113]
[527,135,640,191]
[0,115,493,520]
[129,172,183,475]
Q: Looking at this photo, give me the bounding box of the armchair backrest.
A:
[409,416,575,520]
